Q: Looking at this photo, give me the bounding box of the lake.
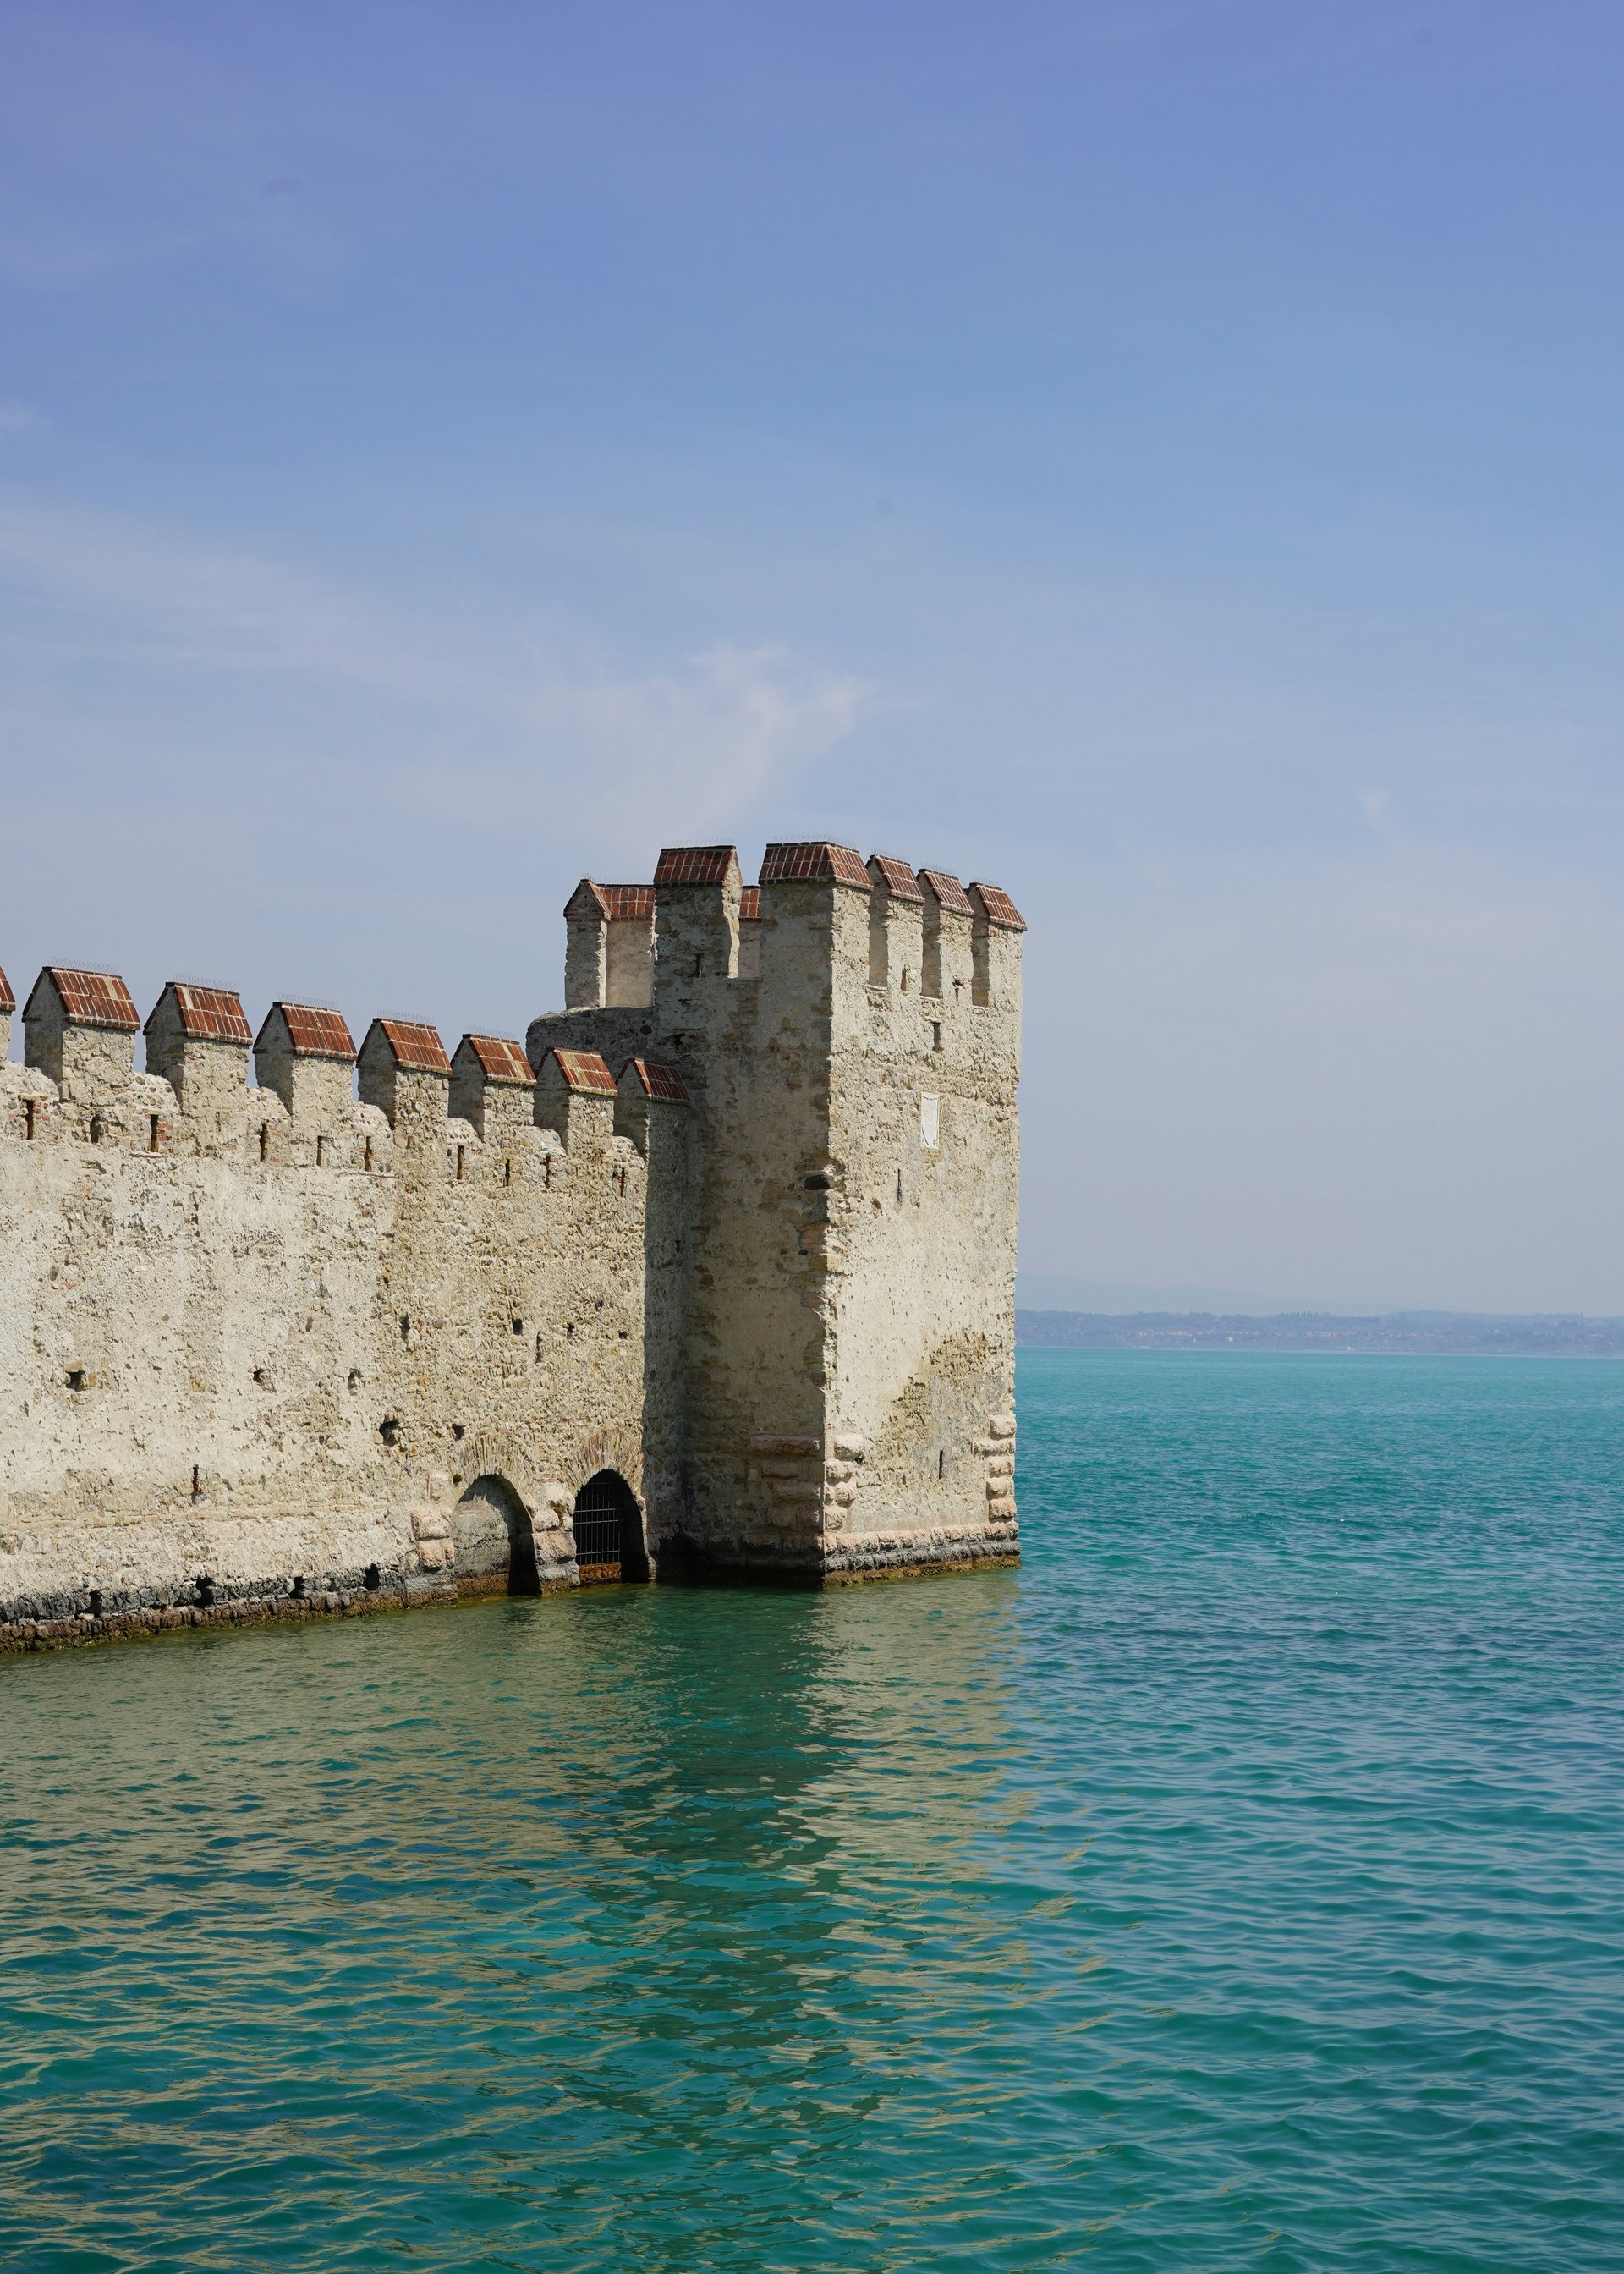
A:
[3,1352,1621,2270]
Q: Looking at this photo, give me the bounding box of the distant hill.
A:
[1012,1273,1411,1315]
[1015,1310,1624,1356]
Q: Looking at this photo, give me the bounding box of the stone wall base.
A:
[0,1559,579,1653]
[0,1525,1017,1649]
[820,1526,1022,1583]
[656,1522,1020,1586]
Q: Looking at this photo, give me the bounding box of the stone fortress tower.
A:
[0,843,1023,1649]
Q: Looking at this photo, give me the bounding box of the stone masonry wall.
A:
[0,995,687,1647]
[531,842,1024,1582]
[3,833,1020,1647]
[822,877,1022,1578]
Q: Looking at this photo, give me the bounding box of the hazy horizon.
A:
[1014,1273,1624,1321]
[6,4,1624,1311]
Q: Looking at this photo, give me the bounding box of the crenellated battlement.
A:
[0,957,689,1177]
[0,832,1021,1651]
[562,838,1023,1025]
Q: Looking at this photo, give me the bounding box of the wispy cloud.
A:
[513,641,867,844]
[385,638,869,850]
[0,501,451,695]
[0,498,870,842]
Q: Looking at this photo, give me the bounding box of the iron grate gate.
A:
[573,1473,627,1573]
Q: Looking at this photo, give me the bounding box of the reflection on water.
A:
[3,1354,1623,2271]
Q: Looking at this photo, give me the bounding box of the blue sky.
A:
[5,2,1624,1309]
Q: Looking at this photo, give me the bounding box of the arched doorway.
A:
[451,1475,540,1597]
[571,1469,649,1586]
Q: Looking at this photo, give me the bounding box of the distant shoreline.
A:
[1015,1310,1624,1357]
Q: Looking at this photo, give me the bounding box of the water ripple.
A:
[3,1354,1623,2269]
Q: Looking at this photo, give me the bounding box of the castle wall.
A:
[3,833,1020,1646]
[822,883,1022,1577]
[656,871,842,1574]
[661,859,1021,1580]
[531,846,1023,1583]
[0,1022,683,1644]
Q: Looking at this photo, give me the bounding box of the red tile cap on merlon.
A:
[917,868,975,917]
[654,845,740,887]
[30,967,140,1031]
[459,1034,534,1085]
[567,881,657,921]
[148,982,253,1045]
[622,1057,689,1103]
[760,842,871,889]
[0,966,13,1015]
[369,1019,451,1074]
[968,882,1026,932]
[547,1048,618,1096]
[866,854,924,903]
[600,884,656,920]
[738,887,761,922]
[260,1002,356,1061]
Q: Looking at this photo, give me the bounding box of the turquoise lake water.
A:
[3,1351,1622,2271]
